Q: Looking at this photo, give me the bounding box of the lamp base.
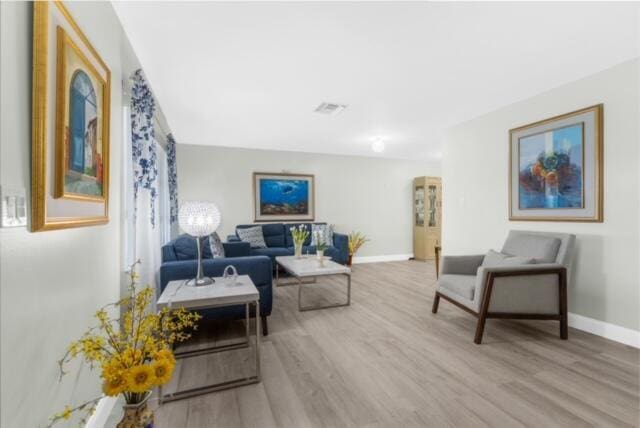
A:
[185,277,215,287]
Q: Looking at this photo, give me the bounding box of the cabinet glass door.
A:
[428,185,438,228]
[415,186,425,227]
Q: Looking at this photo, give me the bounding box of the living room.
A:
[1,1,638,427]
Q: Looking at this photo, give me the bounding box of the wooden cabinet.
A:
[413,176,442,261]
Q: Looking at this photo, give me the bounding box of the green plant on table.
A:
[314,230,328,252]
[290,224,309,247]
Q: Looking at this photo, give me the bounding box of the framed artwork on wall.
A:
[253,172,315,222]
[509,104,603,222]
[32,1,111,232]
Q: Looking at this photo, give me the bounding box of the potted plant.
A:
[49,261,201,428]
[314,231,329,266]
[348,231,369,266]
[290,224,309,258]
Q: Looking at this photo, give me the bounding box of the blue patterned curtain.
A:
[166,133,178,224]
[131,69,157,227]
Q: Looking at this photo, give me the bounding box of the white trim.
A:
[85,396,118,428]
[352,254,413,264]
[568,312,640,348]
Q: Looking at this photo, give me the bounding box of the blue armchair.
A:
[160,234,273,335]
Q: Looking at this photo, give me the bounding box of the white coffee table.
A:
[156,275,260,403]
[275,255,351,312]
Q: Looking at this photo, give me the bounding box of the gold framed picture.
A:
[32,1,111,231]
[253,172,315,222]
[509,105,603,222]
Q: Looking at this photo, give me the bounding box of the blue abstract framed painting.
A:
[253,173,315,221]
[509,105,603,222]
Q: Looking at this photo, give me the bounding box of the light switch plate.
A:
[1,186,27,228]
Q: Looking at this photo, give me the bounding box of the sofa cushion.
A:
[311,224,333,247]
[284,223,317,247]
[237,226,267,249]
[437,274,476,301]
[250,247,294,264]
[261,223,286,248]
[502,234,561,263]
[482,249,535,267]
[173,234,213,260]
[209,232,225,258]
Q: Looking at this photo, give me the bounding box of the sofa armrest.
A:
[475,263,566,314]
[223,241,250,258]
[227,235,240,242]
[441,254,485,275]
[332,232,349,264]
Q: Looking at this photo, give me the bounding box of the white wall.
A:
[442,59,639,332]
[0,3,138,426]
[177,145,441,258]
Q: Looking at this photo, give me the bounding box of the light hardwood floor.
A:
[154,261,640,428]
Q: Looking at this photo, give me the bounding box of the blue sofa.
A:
[228,222,349,266]
[160,234,273,335]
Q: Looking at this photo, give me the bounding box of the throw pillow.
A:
[209,232,225,258]
[482,249,535,267]
[237,226,267,249]
[311,224,333,247]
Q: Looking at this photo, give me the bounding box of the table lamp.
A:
[178,201,221,286]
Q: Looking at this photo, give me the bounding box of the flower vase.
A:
[347,255,353,266]
[118,392,154,428]
[317,249,325,266]
[294,243,303,259]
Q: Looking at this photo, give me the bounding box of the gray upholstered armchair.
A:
[432,231,575,344]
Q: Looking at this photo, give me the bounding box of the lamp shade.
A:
[178,201,221,237]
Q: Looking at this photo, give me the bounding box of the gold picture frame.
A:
[253,172,315,222]
[508,104,603,222]
[32,1,111,231]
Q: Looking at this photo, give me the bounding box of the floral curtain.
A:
[131,69,157,227]
[166,133,178,225]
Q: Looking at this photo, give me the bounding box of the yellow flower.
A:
[151,358,175,385]
[154,348,175,363]
[126,364,155,393]
[103,372,128,396]
[62,406,73,420]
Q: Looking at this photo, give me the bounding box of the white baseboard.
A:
[352,254,413,264]
[568,312,640,348]
[85,396,117,428]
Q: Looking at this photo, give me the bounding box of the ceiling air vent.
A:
[314,102,347,115]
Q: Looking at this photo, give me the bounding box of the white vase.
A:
[294,242,303,259]
[316,249,324,266]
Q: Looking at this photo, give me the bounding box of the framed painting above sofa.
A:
[509,104,603,222]
[253,172,315,222]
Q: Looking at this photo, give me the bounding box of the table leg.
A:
[298,273,351,312]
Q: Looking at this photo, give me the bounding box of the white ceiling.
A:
[113,2,639,160]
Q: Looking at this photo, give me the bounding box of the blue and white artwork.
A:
[518,123,584,209]
[254,173,314,220]
[260,179,309,215]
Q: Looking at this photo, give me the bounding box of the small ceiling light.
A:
[372,138,385,153]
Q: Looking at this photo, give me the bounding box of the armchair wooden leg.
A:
[474,273,495,345]
[559,270,568,340]
[432,293,440,314]
[261,315,268,336]
[474,314,488,344]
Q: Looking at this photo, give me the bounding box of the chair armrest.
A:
[223,241,250,258]
[332,232,349,264]
[475,263,567,313]
[441,254,485,275]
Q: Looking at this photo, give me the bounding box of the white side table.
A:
[156,275,260,403]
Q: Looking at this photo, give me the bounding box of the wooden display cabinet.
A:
[413,176,442,261]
